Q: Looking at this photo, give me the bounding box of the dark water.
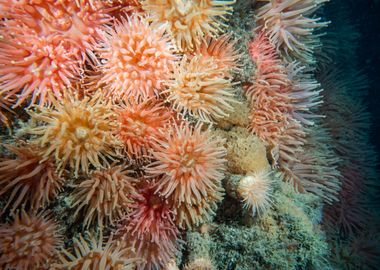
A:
[343,0,380,163]
[325,0,380,268]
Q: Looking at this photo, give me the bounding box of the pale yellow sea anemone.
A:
[26,92,120,177]
[142,0,235,52]
[56,234,136,269]
[71,165,137,228]
[165,55,237,123]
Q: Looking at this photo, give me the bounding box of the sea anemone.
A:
[117,179,180,270]
[237,171,273,216]
[142,0,235,52]
[96,15,176,101]
[247,32,319,174]
[0,0,112,54]
[56,233,136,269]
[175,189,223,229]
[248,31,278,67]
[0,29,81,106]
[146,122,226,206]
[281,127,341,203]
[0,143,64,214]
[0,210,62,270]
[271,121,306,167]
[323,189,371,235]
[255,0,329,63]
[116,99,176,159]
[192,34,241,77]
[71,165,137,228]
[318,67,377,234]
[165,55,237,122]
[26,92,120,177]
[285,62,323,126]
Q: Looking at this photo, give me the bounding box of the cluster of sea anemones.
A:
[0,1,238,269]
[246,0,341,204]
[0,0,113,107]
[1,0,376,269]
[248,1,378,267]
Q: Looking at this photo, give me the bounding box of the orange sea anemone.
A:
[56,234,136,269]
[0,143,64,214]
[116,99,176,159]
[146,122,227,206]
[0,210,62,270]
[96,15,176,101]
[165,55,237,123]
[117,179,180,270]
[142,0,235,52]
[237,171,273,216]
[255,0,329,63]
[0,0,112,55]
[0,30,81,107]
[71,165,137,228]
[26,92,120,177]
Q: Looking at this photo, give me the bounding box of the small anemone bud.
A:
[237,171,273,217]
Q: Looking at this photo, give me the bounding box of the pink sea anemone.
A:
[0,0,112,54]
[145,122,226,228]
[247,32,326,194]
[146,122,226,206]
[0,29,81,106]
[116,99,176,159]
[117,179,180,270]
[0,0,113,106]
[0,143,64,214]
[0,210,62,270]
[96,15,176,101]
[247,33,294,147]
[255,0,329,63]
[247,31,322,156]
[71,165,137,228]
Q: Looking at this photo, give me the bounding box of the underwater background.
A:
[352,0,380,170]
[0,0,379,269]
